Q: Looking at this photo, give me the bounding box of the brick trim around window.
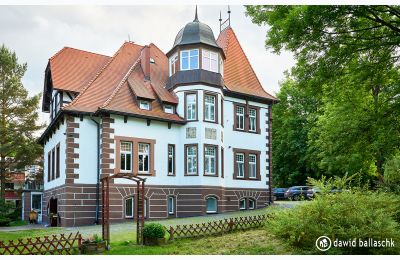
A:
[203,144,219,177]
[115,136,156,176]
[232,148,261,181]
[184,143,199,176]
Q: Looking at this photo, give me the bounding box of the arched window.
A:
[239,199,246,210]
[206,197,218,213]
[248,198,256,210]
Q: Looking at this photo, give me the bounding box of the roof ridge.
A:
[228,28,276,99]
[62,42,130,111]
[49,46,111,61]
[100,51,143,109]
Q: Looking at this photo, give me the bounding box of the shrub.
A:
[0,216,11,226]
[143,223,166,239]
[380,154,400,194]
[267,191,400,254]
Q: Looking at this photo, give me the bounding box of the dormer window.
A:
[139,100,150,110]
[180,49,199,70]
[202,50,218,73]
[164,104,174,114]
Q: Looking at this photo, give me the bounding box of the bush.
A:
[143,223,166,239]
[267,191,400,254]
[380,154,400,194]
[0,216,11,226]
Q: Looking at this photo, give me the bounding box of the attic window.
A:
[150,58,155,64]
[164,104,174,114]
[139,100,150,110]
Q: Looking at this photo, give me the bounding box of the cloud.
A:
[0,5,295,125]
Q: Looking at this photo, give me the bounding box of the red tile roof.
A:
[217,27,277,101]
[49,47,110,93]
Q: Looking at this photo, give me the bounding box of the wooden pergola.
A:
[101,173,146,248]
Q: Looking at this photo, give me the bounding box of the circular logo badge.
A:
[315,236,332,251]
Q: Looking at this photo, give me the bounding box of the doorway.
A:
[31,193,43,223]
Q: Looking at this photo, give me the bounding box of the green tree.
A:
[246,5,400,179]
[272,78,321,186]
[0,45,43,203]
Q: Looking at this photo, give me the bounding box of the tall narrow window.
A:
[169,53,178,76]
[120,142,132,172]
[47,152,51,182]
[168,144,175,176]
[206,197,217,213]
[249,108,257,132]
[186,93,197,120]
[181,49,199,70]
[56,145,60,178]
[249,154,257,179]
[239,199,246,210]
[168,196,174,215]
[51,148,55,180]
[204,145,217,175]
[235,153,244,178]
[248,199,255,209]
[202,50,218,72]
[204,94,216,122]
[125,197,134,218]
[138,143,150,173]
[186,145,198,175]
[235,106,245,130]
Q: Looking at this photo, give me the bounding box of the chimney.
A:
[141,45,150,81]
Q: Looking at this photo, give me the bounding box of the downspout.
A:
[91,118,101,224]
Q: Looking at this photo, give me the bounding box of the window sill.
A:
[206,211,217,214]
[185,173,199,176]
[204,173,218,177]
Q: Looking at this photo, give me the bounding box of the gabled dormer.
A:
[166,8,225,89]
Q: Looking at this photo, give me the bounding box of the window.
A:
[120,142,132,172]
[235,106,245,130]
[249,154,257,179]
[186,93,197,120]
[204,94,216,122]
[125,197,134,218]
[186,145,198,175]
[139,100,150,110]
[248,199,255,210]
[56,144,60,178]
[168,196,174,215]
[235,153,244,178]
[204,145,217,175]
[164,104,174,114]
[169,53,178,76]
[138,143,150,173]
[219,57,224,76]
[168,144,175,176]
[47,152,51,182]
[202,50,218,72]
[181,49,199,70]
[206,197,217,213]
[249,108,257,132]
[51,149,55,180]
[239,199,246,210]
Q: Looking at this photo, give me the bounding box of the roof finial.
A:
[194,5,199,22]
[228,5,231,26]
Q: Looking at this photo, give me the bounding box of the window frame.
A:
[233,103,261,134]
[249,108,257,132]
[206,196,218,214]
[235,105,245,130]
[203,144,218,176]
[169,53,178,76]
[249,154,257,179]
[120,141,133,173]
[239,198,246,210]
[248,198,256,210]
[139,100,151,110]
[180,49,199,71]
[233,148,261,181]
[56,143,60,179]
[235,153,245,179]
[184,144,198,176]
[184,92,198,121]
[164,104,174,114]
[202,49,219,73]
[168,144,176,176]
[51,148,55,180]
[203,92,218,123]
[138,143,150,174]
[168,196,175,215]
[125,197,134,218]
[47,151,51,182]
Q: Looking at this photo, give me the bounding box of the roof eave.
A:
[223,89,278,105]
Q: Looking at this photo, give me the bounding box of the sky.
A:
[0,5,295,124]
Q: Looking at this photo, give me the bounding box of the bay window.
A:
[204,94,216,122]
[185,93,197,120]
[169,53,178,76]
[202,50,218,73]
[138,143,150,173]
[120,142,132,172]
[204,145,217,176]
[181,49,199,70]
[185,144,198,175]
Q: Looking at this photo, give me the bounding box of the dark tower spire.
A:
[194,5,199,22]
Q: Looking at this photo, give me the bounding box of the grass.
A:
[106,228,297,255]
[9,220,28,227]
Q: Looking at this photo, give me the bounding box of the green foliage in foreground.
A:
[267,191,400,254]
[380,154,400,194]
[143,223,166,239]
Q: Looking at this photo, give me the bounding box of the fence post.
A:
[228,218,234,232]
[78,233,82,247]
[169,226,174,241]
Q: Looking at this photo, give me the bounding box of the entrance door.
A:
[31,193,43,223]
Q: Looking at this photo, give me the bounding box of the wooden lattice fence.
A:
[0,232,82,255]
[168,214,269,240]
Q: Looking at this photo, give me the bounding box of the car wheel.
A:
[292,195,300,201]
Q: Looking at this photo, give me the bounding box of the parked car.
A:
[306,187,342,199]
[273,188,288,200]
[284,186,312,201]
